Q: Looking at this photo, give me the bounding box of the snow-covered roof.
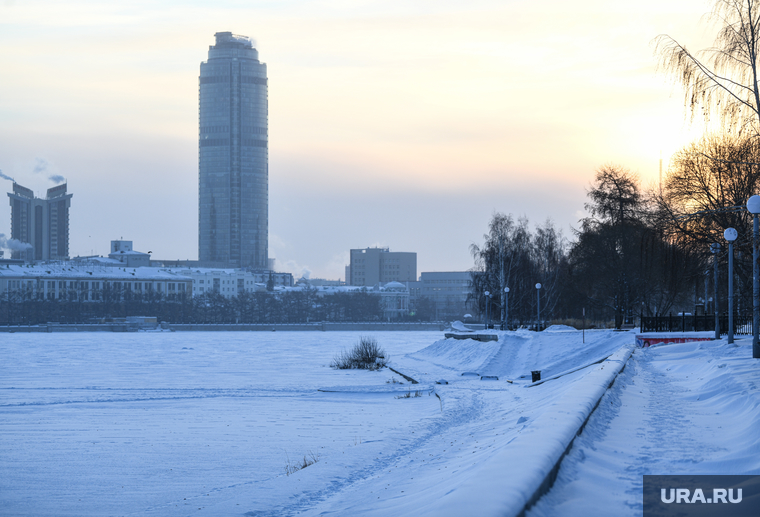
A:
[109,250,149,257]
[0,264,191,281]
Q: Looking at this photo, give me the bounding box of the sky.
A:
[0,0,715,280]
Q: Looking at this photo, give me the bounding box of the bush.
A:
[285,451,319,476]
[330,336,388,371]
[395,390,423,399]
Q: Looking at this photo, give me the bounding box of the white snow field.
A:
[1,329,758,516]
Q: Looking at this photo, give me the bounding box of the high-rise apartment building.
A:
[198,32,268,269]
[7,182,72,262]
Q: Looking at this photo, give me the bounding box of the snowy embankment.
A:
[527,337,760,516]
[427,345,632,517]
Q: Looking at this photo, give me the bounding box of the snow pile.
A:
[449,320,473,332]
[407,336,501,373]
[544,324,577,332]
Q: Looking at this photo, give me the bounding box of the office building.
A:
[348,247,416,286]
[198,32,268,269]
[418,271,472,320]
[7,182,72,262]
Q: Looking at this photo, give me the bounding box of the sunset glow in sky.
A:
[0,0,713,279]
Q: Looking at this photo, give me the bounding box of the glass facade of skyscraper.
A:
[199,32,268,268]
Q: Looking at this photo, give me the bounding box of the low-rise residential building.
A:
[169,268,293,298]
[0,263,192,300]
[278,281,410,320]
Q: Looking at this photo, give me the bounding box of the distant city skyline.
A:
[0,0,712,279]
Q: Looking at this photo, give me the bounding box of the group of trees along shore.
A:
[472,0,760,328]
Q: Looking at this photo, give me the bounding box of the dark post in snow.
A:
[724,228,738,344]
[484,290,490,330]
[582,307,585,344]
[503,287,509,330]
[749,195,760,358]
[711,242,721,340]
[535,283,542,331]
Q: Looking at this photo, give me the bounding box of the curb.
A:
[428,344,634,517]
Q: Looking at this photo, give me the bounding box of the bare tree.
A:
[469,213,566,327]
[568,166,698,326]
[655,0,760,133]
[655,133,760,246]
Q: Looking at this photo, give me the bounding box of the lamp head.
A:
[724,227,738,242]
[535,283,542,290]
[747,195,760,214]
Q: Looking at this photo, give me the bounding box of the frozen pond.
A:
[0,331,444,516]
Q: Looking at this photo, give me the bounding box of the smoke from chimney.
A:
[0,234,33,252]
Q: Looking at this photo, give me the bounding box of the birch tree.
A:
[655,0,760,133]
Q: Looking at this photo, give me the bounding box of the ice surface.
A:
[1,329,757,516]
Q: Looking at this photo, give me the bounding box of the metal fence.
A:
[640,313,753,336]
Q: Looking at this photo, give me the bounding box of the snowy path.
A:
[527,337,760,516]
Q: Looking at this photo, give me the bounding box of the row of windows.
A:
[200,138,267,148]
[201,126,267,135]
[200,75,267,85]
[200,126,230,134]
[4,280,187,292]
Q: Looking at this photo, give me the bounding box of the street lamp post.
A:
[711,243,721,340]
[484,290,490,330]
[503,287,510,330]
[724,228,738,344]
[535,283,542,331]
[748,195,760,358]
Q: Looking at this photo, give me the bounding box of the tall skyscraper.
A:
[198,32,268,269]
[7,182,72,262]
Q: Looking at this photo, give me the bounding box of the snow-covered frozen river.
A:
[1,329,757,516]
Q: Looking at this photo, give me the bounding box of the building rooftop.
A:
[0,264,191,281]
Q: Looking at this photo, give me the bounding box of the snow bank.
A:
[408,337,502,373]
[426,345,634,517]
[544,324,577,332]
[449,321,473,332]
